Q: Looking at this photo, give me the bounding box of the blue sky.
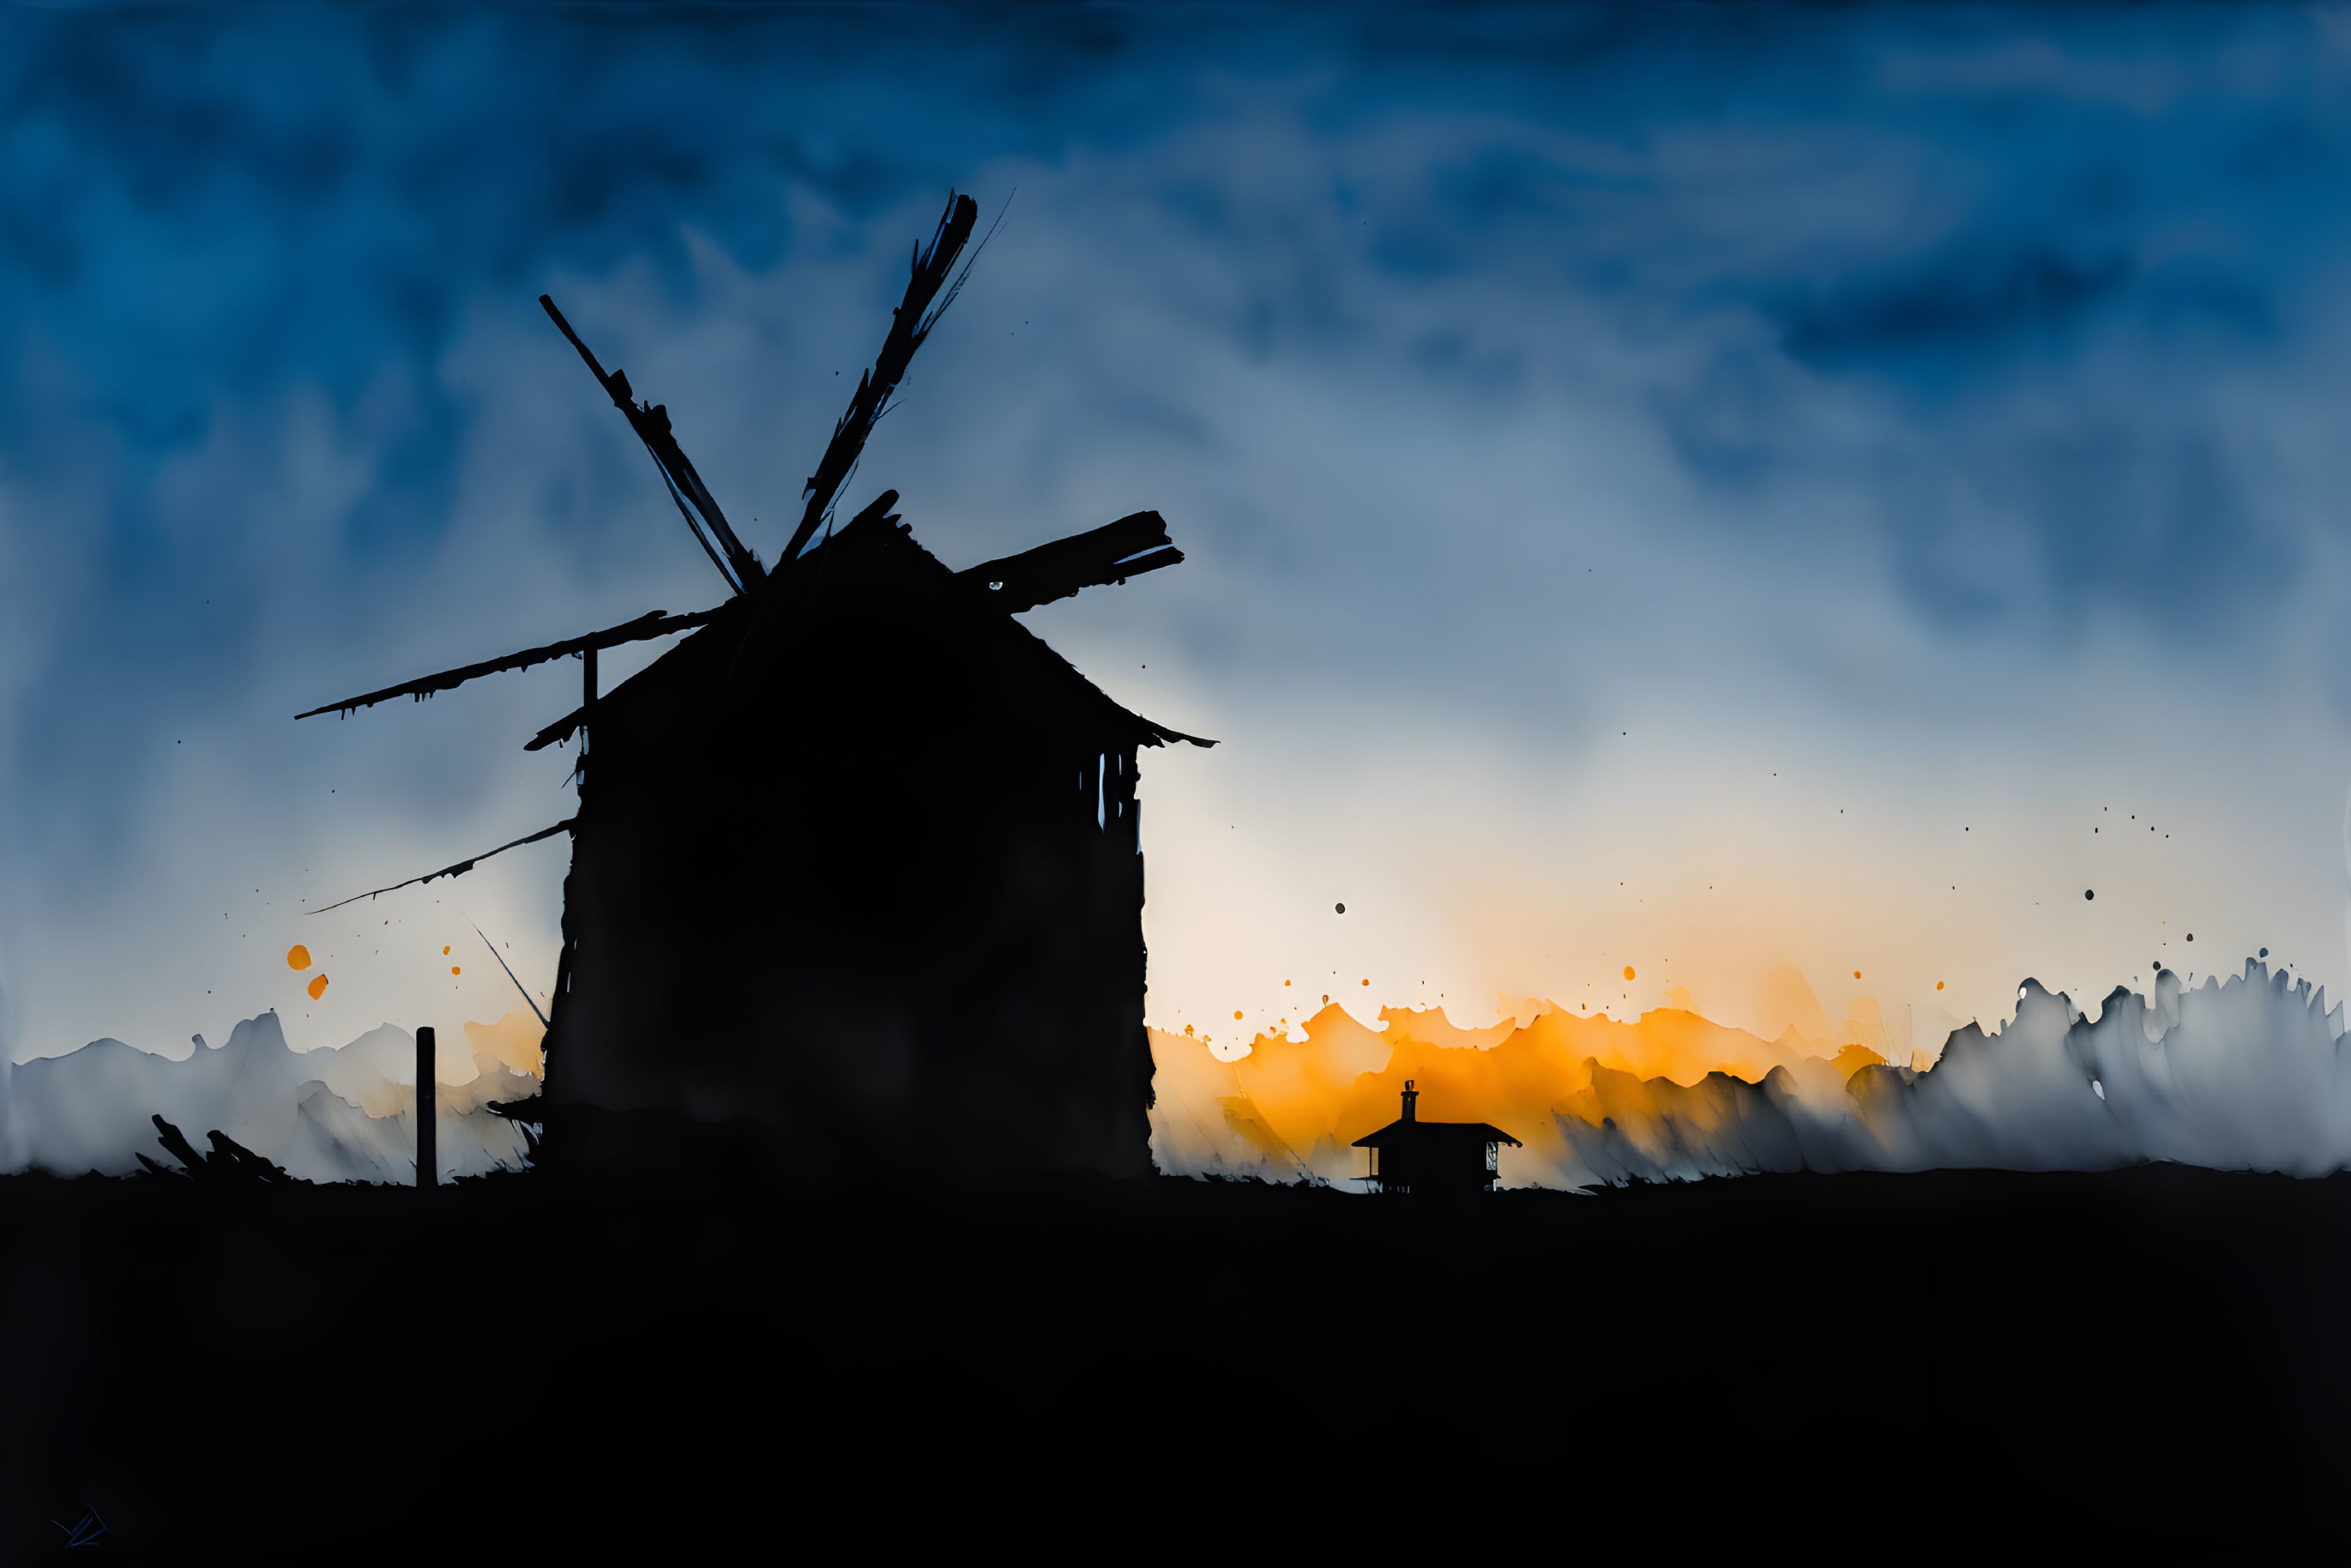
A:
[9,3,2351,1063]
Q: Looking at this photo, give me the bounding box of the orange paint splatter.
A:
[1234,1010,1244,1020]
[1360,979,1370,986]
[1937,981,1945,991]
[451,966,461,975]
[1623,967,1636,981]
[286,944,310,970]
[306,974,328,1000]
[1284,980,1291,986]
[443,945,451,955]
[1853,971,1862,980]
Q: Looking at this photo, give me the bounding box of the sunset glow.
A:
[1149,968,1918,1187]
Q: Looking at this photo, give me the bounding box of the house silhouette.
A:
[1353,1082,1520,1196]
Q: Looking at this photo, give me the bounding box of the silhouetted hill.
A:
[4,1125,2344,1559]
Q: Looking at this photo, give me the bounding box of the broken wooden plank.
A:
[293,608,720,721]
[143,1114,293,1185]
[523,705,585,753]
[207,1129,293,1184]
[151,1113,208,1176]
[959,511,1185,612]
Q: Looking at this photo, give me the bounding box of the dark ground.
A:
[6,1115,2348,1561]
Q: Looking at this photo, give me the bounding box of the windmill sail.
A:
[293,608,721,721]
[782,190,986,566]
[308,819,576,914]
[539,293,765,594]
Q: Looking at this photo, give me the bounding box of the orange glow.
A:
[1828,1041,1885,1075]
[464,1011,546,1079]
[1149,978,1934,1186]
[306,974,328,1000]
[286,944,310,970]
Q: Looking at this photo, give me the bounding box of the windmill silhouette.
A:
[297,191,1210,1179]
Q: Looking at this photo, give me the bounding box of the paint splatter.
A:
[451,966,461,975]
[285,944,310,970]
[1937,981,1945,991]
[306,974,328,1000]
[1623,967,1636,981]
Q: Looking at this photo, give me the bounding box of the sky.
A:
[9,3,2351,1068]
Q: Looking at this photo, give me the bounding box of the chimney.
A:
[1401,1080,1418,1123]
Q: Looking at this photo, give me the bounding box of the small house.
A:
[1353,1082,1520,1196]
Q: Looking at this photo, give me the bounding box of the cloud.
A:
[9,6,2351,1064]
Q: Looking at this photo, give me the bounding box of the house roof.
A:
[1352,1119,1522,1149]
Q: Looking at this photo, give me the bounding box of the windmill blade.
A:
[781,190,986,567]
[292,607,721,721]
[629,388,764,593]
[648,455,741,594]
[305,820,576,915]
[540,293,765,594]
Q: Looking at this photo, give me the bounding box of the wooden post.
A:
[417,1025,437,1189]
[582,647,597,784]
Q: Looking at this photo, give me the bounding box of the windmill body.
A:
[298,193,1207,1179]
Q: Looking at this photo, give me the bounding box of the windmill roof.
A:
[1353,1119,1522,1149]
[600,504,1211,754]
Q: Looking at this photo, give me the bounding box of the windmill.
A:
[297,192,1210,1179]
